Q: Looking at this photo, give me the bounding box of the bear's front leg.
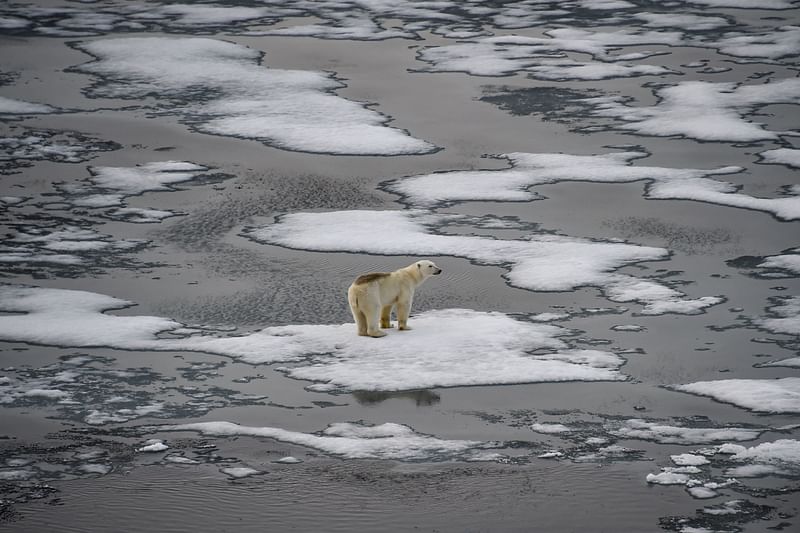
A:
[380,305,393,329]
[396,301,412,331]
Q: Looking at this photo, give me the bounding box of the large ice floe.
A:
[0,285,628,392]
[159,421,500,461]
[246,209,723,315]
[584,79,800,142]
[72,37,436,156]
[384,150,800,221]
[416,29,682,79]
[673,378,800,413]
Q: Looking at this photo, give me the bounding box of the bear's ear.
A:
[417,262,421,270]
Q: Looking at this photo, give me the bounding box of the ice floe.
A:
[417,30,682,79]
[2,225,146,266]
[386,150,800,220]
[137,439,169,453]
[0,285,628,392]
[0,129,119,171]
[585,79,800,142]
[0,350,268,425]
[674,378,800,413]
[0,96,56,114]
[759,148,800,169]
[246,209,723,315]
[160,421,499,462]
[611,419,762,444]
[754,296,800,335]
[73,37,436,156]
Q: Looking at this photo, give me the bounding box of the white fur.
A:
[348,260,442,337]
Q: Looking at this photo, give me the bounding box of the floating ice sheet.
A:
[160,421,498,461]
[584,79,800,142]
[755,296,800,336]
[73,37,436,156]
[246,209,723,315]
[674,378,800,413]
[0,286,628,392]
[0,96,56,114]
[611,419,761,444]
[384,150,799,220]
[417,30,682,79]
[759,148,800,169]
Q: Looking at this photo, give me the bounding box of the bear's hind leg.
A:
[355,311,369,336]
[380,305,393,329]
[366,309,387,338]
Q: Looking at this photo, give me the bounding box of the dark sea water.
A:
[1,1,799,531]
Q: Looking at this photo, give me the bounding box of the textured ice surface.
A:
[161,421,498,461]
[585,79,800,142]
[384,151,799,220]
[0,96,56,114]
[610,419,761,444]
[755,297,800,336]
[0,286,627,391]
[73,37,435,156]
[759,148,800,168]
[247,209,723,314]
[417,30,682,79]
[674,378,800,413]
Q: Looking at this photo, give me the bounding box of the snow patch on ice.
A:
[246,209,723,315]
[0,96,56,114]
[611,419,762,444]
[74,37,435,156]
[585,79,800,143]
[0,286,628,391]
[674,378,800,413]
[160,421,499,462]
[759,148,800,169]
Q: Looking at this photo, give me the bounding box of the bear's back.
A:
[353,272,391,285]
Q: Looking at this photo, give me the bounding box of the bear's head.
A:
[416,260,442,277]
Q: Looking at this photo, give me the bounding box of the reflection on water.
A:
[352,389,441,406]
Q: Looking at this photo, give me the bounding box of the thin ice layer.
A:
[0,286,626,391]
[246,209,722,315]
[73,37,435,156]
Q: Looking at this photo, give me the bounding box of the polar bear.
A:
[348,260,442,337]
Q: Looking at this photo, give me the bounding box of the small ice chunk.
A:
[530,423,573,434]
[137,439,169,453]
[274,456,302,464]
[686,486,718,499]
[221,467,262,478]
[646,471,692,485]
[671,454,710,466]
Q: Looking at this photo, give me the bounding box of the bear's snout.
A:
[433,268,442,275]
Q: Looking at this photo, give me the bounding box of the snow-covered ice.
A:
[674,378,800,413]
[386,150,800,221]
[246,209,723,314]
[611,419,762,444]
[754,297,800,335]
[73,37,436,156]
[0,96,56,114]
[585,79,800,143]
[759,148,800,169]
[0,286,628,392]
[160,421,498,461]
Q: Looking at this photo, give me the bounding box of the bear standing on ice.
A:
[348,260,442,337]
